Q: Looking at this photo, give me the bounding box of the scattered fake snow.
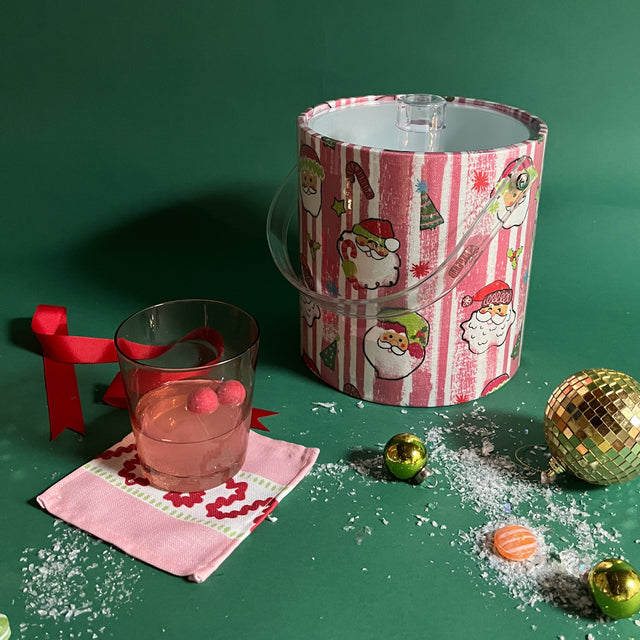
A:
[307,402,637,638]
[17,398,637,638]
[19,519,142,639]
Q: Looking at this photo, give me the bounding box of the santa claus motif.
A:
[460,281,516,354]
[337,218,401,290]
[491,156,538,229]
[298,144,324,218]
[300,294,321,327]
[363,310,429,380]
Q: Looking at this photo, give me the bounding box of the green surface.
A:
[2,2,640,639]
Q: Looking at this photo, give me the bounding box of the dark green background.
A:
[2,2,640,639]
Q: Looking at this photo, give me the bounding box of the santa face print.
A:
[363,313,429,381]
[496,185,530,229]
[477,303,509,322]
[493,156,539,230]
[355,234,389,259]
[300,167,322,218]
[503,182,527,209]
[461,305,516,354]
[298,144,325,218]
[378,330,408,356]
[337,219,401,291]
[338,230,400,289]
[300,168,318,196]
[300,294,321,327]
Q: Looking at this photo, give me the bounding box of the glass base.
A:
[141,458,245,493]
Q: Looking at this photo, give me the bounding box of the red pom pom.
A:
[187,387,219,414]
[217,380,246,407]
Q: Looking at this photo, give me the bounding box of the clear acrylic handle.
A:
[266,157,532,319]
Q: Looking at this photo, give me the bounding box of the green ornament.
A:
[589,558,640,619]
[0,613,10,640]
[383,433,428,484]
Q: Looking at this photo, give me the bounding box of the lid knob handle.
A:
[395,93,446,152]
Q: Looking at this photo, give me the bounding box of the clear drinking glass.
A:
[115,299,259,492]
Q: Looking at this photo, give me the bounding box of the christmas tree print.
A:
[510,330,522,359]
[320,336,339,371]
[415,180,444,230]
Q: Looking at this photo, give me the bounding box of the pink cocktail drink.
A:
[132,379,250,492]
[115,299,259,493]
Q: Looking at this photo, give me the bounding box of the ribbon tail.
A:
[103,372,128,409]
[250,408,277,432]
[42,357,85,439]
[32,305,86,439]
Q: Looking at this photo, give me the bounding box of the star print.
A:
[415,180,428,194]
[331,197,346,217]
[471,170,490,193]
[410,261,431,279]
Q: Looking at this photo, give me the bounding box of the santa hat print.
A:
[380,310,429,348]
[298,144,325,179]
[352,218,400,252]
[461,280,513,308]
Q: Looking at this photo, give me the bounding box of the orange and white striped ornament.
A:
[493,525,537,561]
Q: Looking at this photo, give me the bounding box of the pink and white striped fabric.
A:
[296,95,547,407]
[38,432,319,582]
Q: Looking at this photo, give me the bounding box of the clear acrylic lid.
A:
[303,94,537,153]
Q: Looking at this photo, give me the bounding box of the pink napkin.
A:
[38,432,319,582]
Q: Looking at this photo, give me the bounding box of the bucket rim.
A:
[298,94,548,157]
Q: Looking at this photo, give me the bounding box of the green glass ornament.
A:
[589,558,640,619]
[383,433,428,484]
[543,368,640,485]
[0,613,10,640]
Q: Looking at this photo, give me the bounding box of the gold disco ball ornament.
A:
[543,368,640,485]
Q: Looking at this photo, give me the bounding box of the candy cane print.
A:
[339,237,358,283]
[345,161,375,200]
[340,238,358,261]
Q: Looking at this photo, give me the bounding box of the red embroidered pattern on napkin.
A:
[38,431,319,582]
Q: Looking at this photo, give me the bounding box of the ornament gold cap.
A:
[541,456,565,485]
[410,465,434,486]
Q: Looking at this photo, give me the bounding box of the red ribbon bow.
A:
[31,305,275,439]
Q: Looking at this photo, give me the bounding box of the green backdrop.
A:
[2,2,640,639]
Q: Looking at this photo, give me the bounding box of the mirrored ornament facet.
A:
[383,433,428,483]
[588,558,640,619]
[543,368,640,485]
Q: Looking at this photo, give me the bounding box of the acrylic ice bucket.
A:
[267,94,547,407]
